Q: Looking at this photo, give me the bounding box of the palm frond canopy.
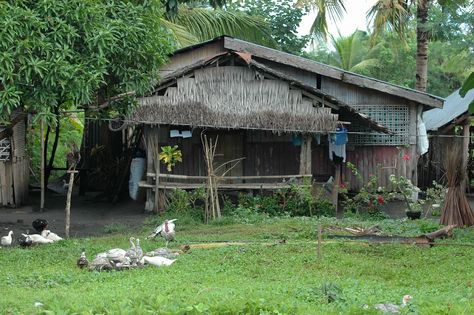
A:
[166,5,275,48]
[367,0,411,39]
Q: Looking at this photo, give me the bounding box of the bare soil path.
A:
[0,190,150,238]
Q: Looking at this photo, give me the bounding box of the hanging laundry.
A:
[335,127,348,145]
[292,134,302,146]
[329,134,346,163]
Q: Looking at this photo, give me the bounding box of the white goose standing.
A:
[147,219,177,247]
[1,231,13,246]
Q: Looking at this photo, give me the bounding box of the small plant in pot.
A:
[389,175,424,220]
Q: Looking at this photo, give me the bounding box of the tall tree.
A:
[0,0,174,185]
[298,0,472,92]
[228,0,310,54]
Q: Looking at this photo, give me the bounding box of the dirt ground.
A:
[1,188,474,239]
[0,189,151,238]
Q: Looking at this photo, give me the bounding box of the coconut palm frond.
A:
[161,18,199,48]
[367,0,411,40]
[168,5,276,47]
[304,0,346,40]
[349,58,381,73]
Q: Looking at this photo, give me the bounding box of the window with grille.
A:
[350,105,410,145]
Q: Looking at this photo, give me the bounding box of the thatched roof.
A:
[132,66,340,133]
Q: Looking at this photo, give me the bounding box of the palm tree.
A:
[298,0,450,92]
[162,1,276,48]
[326,31,380,73]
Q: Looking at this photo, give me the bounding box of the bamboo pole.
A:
[65,170,77,238]
[40,119,45,212]
[154,156,160,213]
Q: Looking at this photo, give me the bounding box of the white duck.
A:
[24,233,54,244]
[41,230,63,242]
[147,219,177,247]
[140,255,176,267]
[1,231,13,246]
[370,295,412,314]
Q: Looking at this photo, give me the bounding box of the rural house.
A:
[125,36,443,212]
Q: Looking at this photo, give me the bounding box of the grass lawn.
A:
[1,216,474,314]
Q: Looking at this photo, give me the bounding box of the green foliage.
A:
[460,72,474,97]
[425,181,446,217]
[0,0,174,120]
[27,114,83,182]
[309,29,472,97]
[232,185,335,219]
[341,162,389,215]
[228,0,309,54]
[159,145,182,172]
[389,175,424,213]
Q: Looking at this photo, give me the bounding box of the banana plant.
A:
[159,145,183,172]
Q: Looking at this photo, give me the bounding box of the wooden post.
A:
[299,135,312,175]
[317,224,322,259]
[331,164,341,210]
[154,156,160,213]
[40,119,45,212]
[65,170,78,238]
[145,127,154,212]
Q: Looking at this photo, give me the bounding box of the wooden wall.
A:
[0,119,29,207]
[145,127,406,190]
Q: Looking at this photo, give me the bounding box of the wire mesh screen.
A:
[350,105,410,145]
[0,138,11,161]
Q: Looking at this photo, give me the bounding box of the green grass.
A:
[2,217,474,314]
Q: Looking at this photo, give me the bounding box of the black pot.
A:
[406,211,422,220]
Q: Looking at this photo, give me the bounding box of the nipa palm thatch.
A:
[132,66,339,133]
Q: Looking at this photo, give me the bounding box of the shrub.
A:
[341,162,390,215]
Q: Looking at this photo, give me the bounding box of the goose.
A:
[1,231,13,246]
[145,247,179,259]
[146,219,177,247]
[135,238,144,261]
[77,251,89,269]
[140,255,176,267]
[24,233,54,244]
[89,256,113,272]
[95,248,127,263]
[365,295,412,314]
[41,230,63,242]
[125,237,141,266]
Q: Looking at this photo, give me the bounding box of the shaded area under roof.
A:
[423,89,474,131]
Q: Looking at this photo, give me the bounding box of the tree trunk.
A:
[45,106,61,186]
[415,0,430,92]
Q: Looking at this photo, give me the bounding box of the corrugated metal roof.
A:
[171,36,444,108]
[423,89,474,131]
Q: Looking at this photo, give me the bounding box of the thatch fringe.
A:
[132,66,339,133]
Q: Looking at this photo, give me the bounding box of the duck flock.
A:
[1,218,180,272]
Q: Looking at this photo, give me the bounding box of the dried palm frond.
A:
[440,141,474,227]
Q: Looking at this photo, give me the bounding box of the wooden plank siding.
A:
[146,127,404,191]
